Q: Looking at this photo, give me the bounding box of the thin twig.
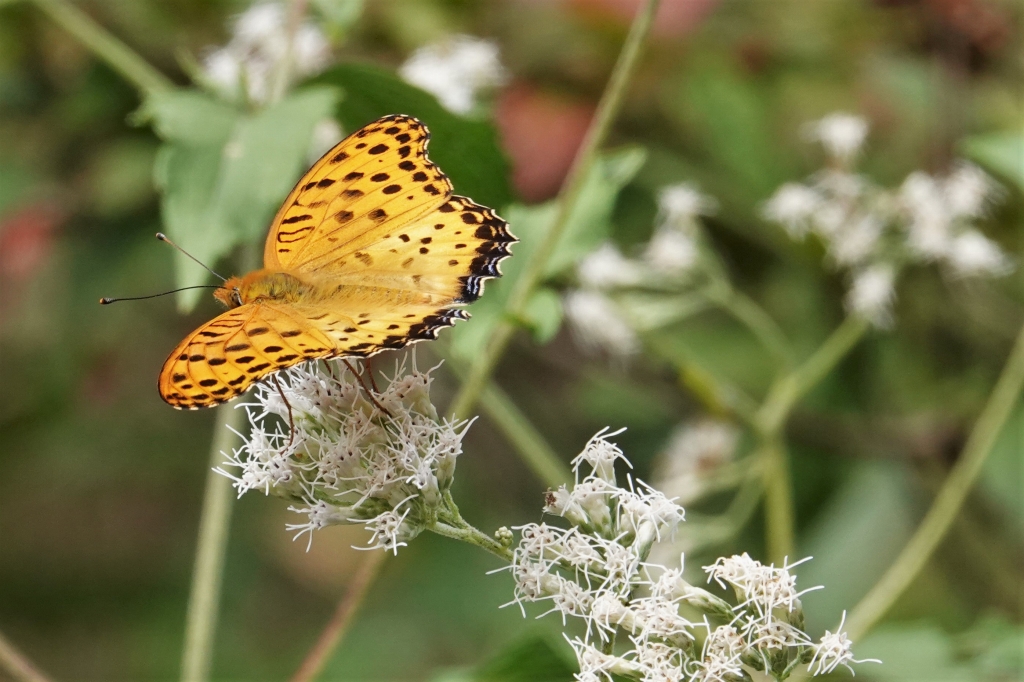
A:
[844,318,1024,641]
[288,551,386,682]
[0,630,53,682]
[31,0,173,95]
[447,0,662,420]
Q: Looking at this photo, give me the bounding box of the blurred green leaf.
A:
[472,633,576,682]
[961,132,1024,193]
[149,86,340,310]
[86,137,158,217]
[449,148,645,360]
[857,618,1024,682]
[312,62,512,210]
[522,288,563,344]
[310,0,365,39]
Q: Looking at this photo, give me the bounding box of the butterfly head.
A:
[214,276,245,309]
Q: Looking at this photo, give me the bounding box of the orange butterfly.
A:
[159,114,515,409]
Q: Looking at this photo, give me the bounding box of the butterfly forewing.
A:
[160,305,335,409]
[265,114,453,272]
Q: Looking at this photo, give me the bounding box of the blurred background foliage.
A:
[0,0,1021,680]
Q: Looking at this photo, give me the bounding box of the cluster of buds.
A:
[564,183,718,357]
[217,357,469,553]
[501,430,875,681]
[763,112,1010,327]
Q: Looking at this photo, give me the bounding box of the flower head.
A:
[202,1,331,105]
[845,264,896,328]
[564,290,640,357]
[218,357,469,551]
[803,113,869,163]
[399,35,507,115]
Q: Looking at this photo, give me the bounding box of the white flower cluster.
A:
[565,183,717,356]
[655,419,739,506]
[763,112,1010,327]
[217,358,469,553]
[399,35,508,115]
[502,430,875,681]
[202,1,332,105]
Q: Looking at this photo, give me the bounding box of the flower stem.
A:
[844,319,1024,641]
[30,0,173,96]
[288,551,386,682]
[179,406,246,682]
[447,0,662,420]
[478,380,573,488]
[707,285,795,372]
[754,315,869,564]
[430,521,514,562]
[0,630,52,682]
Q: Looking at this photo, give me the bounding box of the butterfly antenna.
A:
[99,285,221,304]
[155,233,226,282]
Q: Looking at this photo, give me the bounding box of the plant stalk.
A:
[0,630,53,682]
[31,0,173,95]
[447,0,662,419]
[179,406,246,682]
[754,315,869,563]
[478,380,573,488]
[844,319,1024,641]
[288,551,386,682]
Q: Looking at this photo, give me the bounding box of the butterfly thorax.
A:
[214,270,312,309]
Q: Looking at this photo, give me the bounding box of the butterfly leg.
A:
[365,356,381,393]
[343,359,393,418]
[272,374,297,448]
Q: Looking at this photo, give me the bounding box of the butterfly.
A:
[159,114,515,409]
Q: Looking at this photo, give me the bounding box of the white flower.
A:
[808,612,881,676]
[804,112,869,162]
[655,419,738,505]
[845,264,896,327]
[572,428,630,483]
[704,554,816,619]
[944,161,1000,219]
[217,357,468,551]
[202,1,331,105]
[399,35,507,115]
[944,230,1012,278]
[762,183,822,238]
[657,183,717,226]
[564,290,640,356]
[577,243,643,290]
[900,172,952,259]
[828,212,883,266]
[645,227,699,274]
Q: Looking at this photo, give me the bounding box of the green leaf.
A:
[472,634,576,682]
[311,62,512,210]
[148,86,340,310]
[448,148,645,360]
[961,131,1024,193]
[522,288,563,343]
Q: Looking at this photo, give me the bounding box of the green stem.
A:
[844,319,1024,641]
[708,286,794,372]
[288,551,386,682]
[447,0,661,419]
[478,380,573,488]
[762,438,795,564]
[31,0,173,95]
[179,405,246,682]
[754,315,869,565]
[756,316,869,435]
[430,521,514,561]
[0,630,52,682]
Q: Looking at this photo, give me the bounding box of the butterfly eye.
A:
[232,289,242,307]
